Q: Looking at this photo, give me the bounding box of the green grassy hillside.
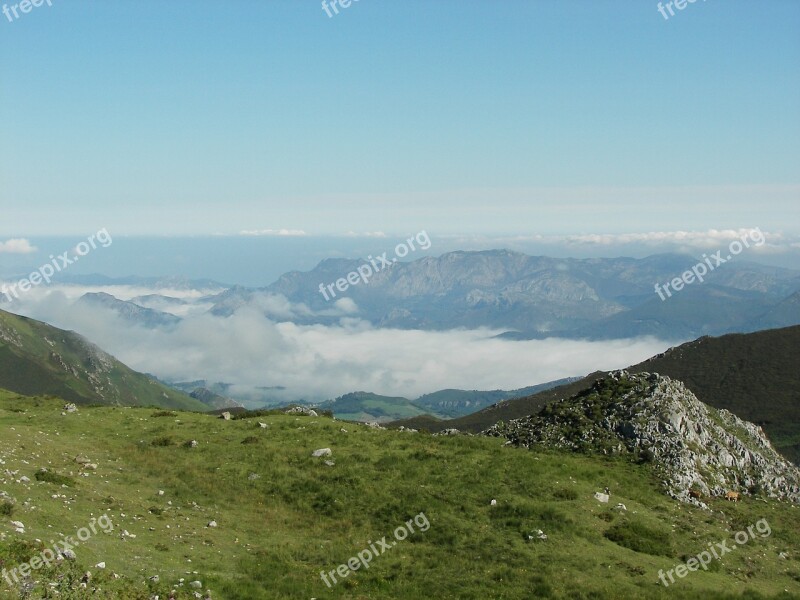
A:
[0,389,798,599]
[319,391,431,422]
[0,309,206,411]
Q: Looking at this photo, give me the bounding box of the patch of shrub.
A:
[151,436,173,447]
[0,500,14,516]
[34,470,75,486]
[0,539,41,565]
[241,436,260,445]
[604,519,673,557]
[151,410,177,417]
[154,543,169,552]
[552,487,579,501]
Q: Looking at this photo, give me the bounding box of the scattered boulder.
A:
[614,503,627,511]
[207,521,217,528]
[594,492,610,503]
[312,448,332,458]
[285,406,318,417]
[60,548,77,560]
[63,403,78,413]
[490,499,497,506]
[220,412,232,421]
[434,428,461,436]
[258,422,268,429]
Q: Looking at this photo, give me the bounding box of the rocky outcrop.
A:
[485,371,800,505]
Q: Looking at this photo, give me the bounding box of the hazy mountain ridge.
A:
[228,250,800,338]
[78,292,181,328]
[29,251,799,341]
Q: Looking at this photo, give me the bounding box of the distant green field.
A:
[322,391,431,422]
[0,389,798,599]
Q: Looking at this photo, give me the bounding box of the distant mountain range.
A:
[161,378,583,421]
[257,250,800,338]
[392,325,800,465]
[315,379,581,422]
[78,292,181,328]
[77,250,799,341]
[0,309,207,411]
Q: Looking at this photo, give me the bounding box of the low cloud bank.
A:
[11,288,673,402]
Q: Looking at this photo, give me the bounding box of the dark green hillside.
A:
[392,373,602,433]
[0,309,206,411]
[394,326,800,466]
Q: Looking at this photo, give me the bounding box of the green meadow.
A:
[0,390,798,599]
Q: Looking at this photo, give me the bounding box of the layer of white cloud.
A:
[345,231,388,238]
[0,238,37,254]
[239,229,307,236]
[10,288,673,403]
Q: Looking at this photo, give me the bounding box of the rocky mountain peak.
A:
[485,370,800,506]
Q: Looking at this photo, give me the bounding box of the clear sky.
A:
[1,0,798,236]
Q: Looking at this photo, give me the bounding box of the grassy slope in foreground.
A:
[0,309,205,411]
[0,391,799,599]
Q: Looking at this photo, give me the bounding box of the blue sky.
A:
[1,0,798,237]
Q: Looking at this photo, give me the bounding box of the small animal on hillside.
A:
[604,486,610,495]
[725,491,740,502]
[689,489,702,500]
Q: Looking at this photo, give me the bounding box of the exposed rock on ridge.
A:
[485,371,800,505]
